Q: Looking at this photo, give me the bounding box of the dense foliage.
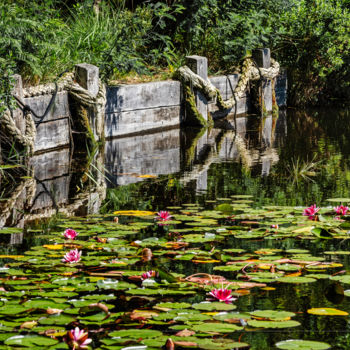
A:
[0,0,349,106]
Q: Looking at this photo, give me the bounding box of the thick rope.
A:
[1,71,106,154]
[1,109,36,154]
[68,80,106,142]
[175,57,280,113]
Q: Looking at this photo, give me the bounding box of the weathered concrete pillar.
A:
[252,48,272,113]
[185,55,208,123]
[75,63,99,97]
[12,74,26,134]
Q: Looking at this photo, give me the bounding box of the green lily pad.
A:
[278,276,316,283]
[331,275,350,284]
[23,299,69,310]
[38,314,76,325]
[4,335,59,347]
[248,319,300,328]
[155,302,191,309]
[275,339,331,349]
[192,302,236,311]
[191,322,243,333]
[324,250,350,255]
[109,329,163,338]
[326,198,350,202]
[250,310,295,320]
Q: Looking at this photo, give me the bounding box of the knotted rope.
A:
[1,70,106,155]
[175,57,280,125]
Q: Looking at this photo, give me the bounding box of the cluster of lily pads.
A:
[0,198,350,349]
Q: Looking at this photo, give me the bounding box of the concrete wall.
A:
[17,62,287,153]
[104,71,287,139]
[24,92,71,153]
[105,81,181,138]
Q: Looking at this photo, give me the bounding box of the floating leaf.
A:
[326,198,350,203]
[113,210,155,216]
[109,329,163,338]
[275,339,331,349]
[278,276,316,283]
[248,319,300,328]
[4,335,59,347]
[331,275,350,284]
[192,302,236,311]
[311,228,333,239]
[191,322,242,333]
[307,308,348,316]
[250,310,295,321]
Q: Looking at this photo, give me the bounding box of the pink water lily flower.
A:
[156,211,172,221]
[303,204,320,219]
[208,287,236,304]
[141,270,159,280]
[62,249,81,263]
[334,205,349,216]
[66,327,92,349]
[63,229,78,240]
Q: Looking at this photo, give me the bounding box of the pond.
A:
[0,107,350,350]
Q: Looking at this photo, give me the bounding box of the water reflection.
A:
[0,147,106,232]
[2,107,350,229]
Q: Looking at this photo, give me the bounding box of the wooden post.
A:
[73,63,102,143]
[185,55,208,124]
[75,63,99,98]
[252,48,272,113]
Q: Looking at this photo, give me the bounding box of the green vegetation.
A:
[0,0,349,106]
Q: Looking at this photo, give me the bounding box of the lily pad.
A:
[277,276,316,283]
[192,302,236,311]
[275,339,331,349]
[109,329,163,338]
[307,308,348,316]
[191,322,243,333]
[4,335,59,347]
[248,319,300,328]
[250,310,295,321]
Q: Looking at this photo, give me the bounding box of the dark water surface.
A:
[1,108,350,349]
[104,108,350,211]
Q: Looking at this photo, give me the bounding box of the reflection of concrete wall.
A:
[29,148,71,211]
[105,129,180,186]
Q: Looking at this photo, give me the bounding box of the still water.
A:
[104,108,350,211]
[1,107,350,349]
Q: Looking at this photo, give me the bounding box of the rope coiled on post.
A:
[175,57,280,114]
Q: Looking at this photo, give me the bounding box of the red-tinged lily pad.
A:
[175,329,196,337]
[307,308,349,316]
[275,339,331,349]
